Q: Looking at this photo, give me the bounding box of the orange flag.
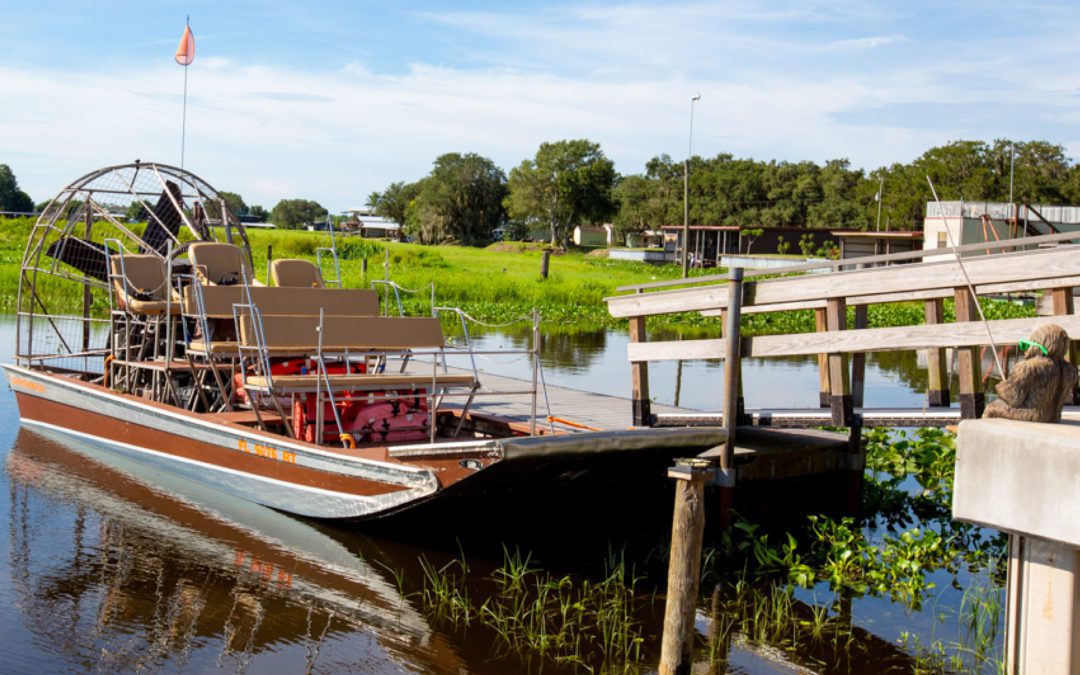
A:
[175,25,195,66]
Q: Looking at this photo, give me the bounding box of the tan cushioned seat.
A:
[188,242,262,286]
[109,254,180,315]
[184,286,379,318]
[238,315,445,351]
[271,259,324,288]
[245,372,477,392]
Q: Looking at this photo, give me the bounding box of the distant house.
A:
[340,208,403,241]
[572,224,613,247]
[923,201,1080,259]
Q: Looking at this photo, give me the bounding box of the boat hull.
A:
[3,364,440,519]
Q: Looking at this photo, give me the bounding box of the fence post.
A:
[629,290,652,427]
[718,267,744,527]
[825,298,853,426]
[540,249,551,279]
[815,307,830,407]
[659,458,712,675]
[953,287,985,418]
[924,298,951,406]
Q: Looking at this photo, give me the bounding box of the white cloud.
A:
[2,1,1078,208]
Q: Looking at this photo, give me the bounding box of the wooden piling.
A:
[851,304,867,409]
[1050,287,1079,404]
[953,287,984,418]
[629,294,651,426]
[825,298,853,426]
[718,268,743,527]
[660,458,712,675]
[924,298,951,406]
[815,307,830,408]
[540,250,551,279]
[722,268,744,459]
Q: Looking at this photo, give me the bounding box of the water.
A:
[0,320,997,673]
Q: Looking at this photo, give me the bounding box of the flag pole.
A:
[179,15,190,171]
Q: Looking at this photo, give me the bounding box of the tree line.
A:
[7,138,1080,240]
[368,138,1080,246]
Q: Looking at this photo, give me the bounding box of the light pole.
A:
[681,93,701,278]
[875,176,884,232]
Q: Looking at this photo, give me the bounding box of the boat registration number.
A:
[237,439,296,464]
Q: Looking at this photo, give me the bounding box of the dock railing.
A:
[606,231,1080,443]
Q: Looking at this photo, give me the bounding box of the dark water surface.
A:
[0,321,993,673]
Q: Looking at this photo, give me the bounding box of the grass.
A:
[0,218,1037,336]
[417,547,646,672]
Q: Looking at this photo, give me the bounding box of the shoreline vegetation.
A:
[0,217,1033,334]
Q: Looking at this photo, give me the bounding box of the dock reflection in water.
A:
[3,427,468,674]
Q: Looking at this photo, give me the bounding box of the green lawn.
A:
[0,218,1032,335]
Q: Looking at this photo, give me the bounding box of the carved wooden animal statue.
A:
[982,323,1077,423]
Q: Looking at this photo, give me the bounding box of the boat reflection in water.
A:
[4,427,467,673]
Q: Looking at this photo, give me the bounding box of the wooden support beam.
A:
[826,298,853,426]
[851,304,868,408]
[815,307,831,407]
[924,298,951,406]
[722,268,744,465]
[1051,287,1079,404]
[629,309,652,427]
[628,314,1080,362]
[954,287,985,419]
[659,459,711,675]
[607,246,1080,318]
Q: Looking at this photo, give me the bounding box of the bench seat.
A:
[245,372,477,392]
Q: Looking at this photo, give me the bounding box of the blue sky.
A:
[2,1,1078,210]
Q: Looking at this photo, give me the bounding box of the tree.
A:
[403,153,507,245]
[0,164,34,213]
[248,204,269,221]
[125,201,148,222]
[204,190,247,221]
[740,228,763,253]
[505,139,617,246]
[369,181,421,226]
[270,199,327,229]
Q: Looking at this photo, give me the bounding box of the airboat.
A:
[4,162,723,520]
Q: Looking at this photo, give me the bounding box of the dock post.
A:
[1050,287,1079,404]
[719,267,743,525]
[825,298,853,426]
[540,249,551,279]
[660,458,712,675]
[815,308,830,407]
[629,291,652,427]
[924,299,951,406]
[846,304,866,512]
[953,287,985,418]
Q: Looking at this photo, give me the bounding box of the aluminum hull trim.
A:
[3,365,440,519]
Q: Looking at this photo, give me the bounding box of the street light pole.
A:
[875,176,884,232]
[681,93,701,278]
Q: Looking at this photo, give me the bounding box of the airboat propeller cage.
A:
[16,162,251,373]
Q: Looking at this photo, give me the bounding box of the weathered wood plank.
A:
[953,287,984,418]
[924,298,950,406]
[607,246,1080,318]
[628,315,1080,362]
[628,313,651,426]
[699,274,1080,317]
[825,298,852,425]
[617,231,1080,293]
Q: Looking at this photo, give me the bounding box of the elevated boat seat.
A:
[183,285,379,318]
[271,259,324,288]
[245,372,477,392]
[109,254,181,315]
[189,241,263,286]
[236,314,479,393]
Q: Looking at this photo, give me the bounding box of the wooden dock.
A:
[420,363,856,483]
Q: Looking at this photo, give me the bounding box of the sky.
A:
[1,1,1079,211]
